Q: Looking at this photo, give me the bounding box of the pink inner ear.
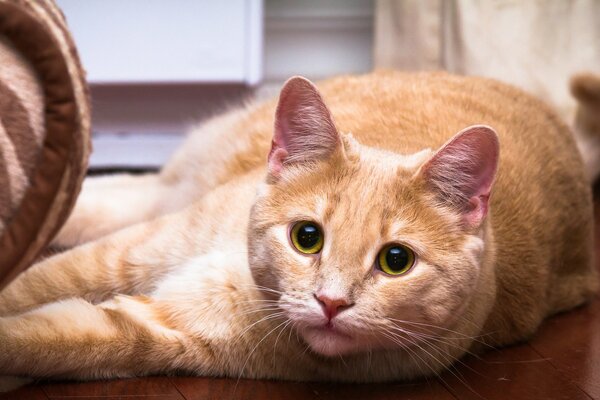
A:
[268,146,288,176]
[421,125,499,228]
[268,76,340,176]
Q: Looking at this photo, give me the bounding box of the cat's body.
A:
[0,71,597,385]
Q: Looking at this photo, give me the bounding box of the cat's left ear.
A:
[268,76,341,177]
[418,125,499,229]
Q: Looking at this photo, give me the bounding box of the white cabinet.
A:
[54,0,374,168]
[58,0,263,85]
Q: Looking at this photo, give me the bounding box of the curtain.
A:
[374,0,600,122]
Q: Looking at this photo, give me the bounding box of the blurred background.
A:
[56,0,600,169]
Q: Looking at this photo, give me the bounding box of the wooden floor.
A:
[3,189,600,400]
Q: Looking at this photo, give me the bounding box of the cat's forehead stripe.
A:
[360,146,433,171]
[388,220,408,237]
[314,196,327,218]
[397,149,433,169]
[322,192,340,223]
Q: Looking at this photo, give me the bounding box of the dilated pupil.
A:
[297,224,320,248]
[386,247,409,271]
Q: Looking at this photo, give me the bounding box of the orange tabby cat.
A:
[0,71,597,387]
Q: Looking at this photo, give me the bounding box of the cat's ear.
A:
[418,125,499,229]
[268,76,341,176]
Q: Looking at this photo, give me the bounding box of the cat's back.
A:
[319,71,577,162]
[319,71,590,230]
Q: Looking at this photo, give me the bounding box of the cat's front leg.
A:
[0,202,208,317]
[0,295,214,380]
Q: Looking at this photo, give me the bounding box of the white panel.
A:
[264,0,373,81]
[245,0,264,85]
[58,0,263,84]
[75,0,375,168]
[90,133,184,168]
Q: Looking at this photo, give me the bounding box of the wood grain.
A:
[0,384,48,400]
[441,343,592,400]
[41,376,183,399]
[171,377,318,400]
[529,299,600,399]
[308,380,456,400]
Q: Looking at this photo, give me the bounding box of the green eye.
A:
[377,244,415,275]
[290,221,324,254]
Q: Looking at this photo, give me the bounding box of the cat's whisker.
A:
[379,331,437,381]
[336,351,349,369]
[234,311,286,342]
[407,332,469,374]
[387,325,483,360]
[273,319,293,352]
[234,307,281,316]
[387,323,486,378]
[362,325,378,375]
[239,299,279,307]
[409,332,482,361]
[300,342,312,358]
[451,314,502,343]
[387,317,493,349]
[382,321,490,393]
[234,307,282,317]
[366,347,373,375]
[400,343,433,385]
[383,330,459,390]
[272,319,294,366]
[287,320,298,346]
[237,283,284,296]
[237,299,280,304]
[415,334,488,382]
[388,322,470,341]
[230,300,282,316]
[392,330,482,399]
[236,317,292,386]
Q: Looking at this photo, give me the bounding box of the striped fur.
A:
[1,71,597,386]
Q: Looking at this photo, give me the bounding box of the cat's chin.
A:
[301,325,358,357]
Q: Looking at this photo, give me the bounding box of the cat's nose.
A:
[314,293,353,320]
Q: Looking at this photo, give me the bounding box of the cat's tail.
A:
[571,73,600,182]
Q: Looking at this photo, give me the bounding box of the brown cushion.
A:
[0,0,91,289]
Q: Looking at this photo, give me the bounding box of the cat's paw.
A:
[0,376,32,392]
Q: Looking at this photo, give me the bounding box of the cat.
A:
[0,71,598,387]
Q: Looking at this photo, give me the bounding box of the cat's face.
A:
[248,77,498,357]
[249,139,486,356]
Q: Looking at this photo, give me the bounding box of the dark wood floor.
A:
[3,189,600,400]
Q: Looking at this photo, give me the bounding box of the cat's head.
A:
[248,76,499,357]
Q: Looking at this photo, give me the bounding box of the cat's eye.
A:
[377,244,415,276]
[290,221,324,254]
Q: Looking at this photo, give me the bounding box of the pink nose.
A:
[315,294,353,320]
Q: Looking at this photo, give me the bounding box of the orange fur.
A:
[0,71,597,387]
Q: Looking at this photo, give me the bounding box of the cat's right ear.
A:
[268,76,341,177]
[417,125,499,229]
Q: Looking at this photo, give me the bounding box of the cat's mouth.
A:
[301,322,356,356]
[311,323,352,338]
[314,321,352,339]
